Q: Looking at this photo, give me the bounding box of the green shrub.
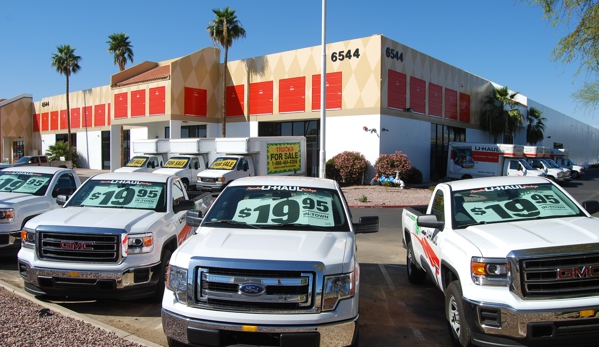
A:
[325,158,341,182]
[404,166,423,184]
[374,151,411,177]
[358,195,368,203]
[331,151,368,185]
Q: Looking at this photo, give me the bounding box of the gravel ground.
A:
[342,184,433,207]
[0,185,431,347]
[0,285,150,347]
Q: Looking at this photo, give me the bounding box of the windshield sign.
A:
[67,179,166,211]
[452,183,584,228]
[0,171,53,195]
[209,158,238,170]
[164,157,189,169]
[126,157,148,167]
[204,185,350,231]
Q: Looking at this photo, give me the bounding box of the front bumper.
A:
[18,259,161,300]
[465,297,599,347]
[162,308,358,347]
[196,183,224,192]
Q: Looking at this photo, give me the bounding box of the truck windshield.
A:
[452,183,586,229]
[15,157,32,164]
[203,185,350,231]
[0,171,54,195]
[125,156,149,167]
[519,160,534,170]
[545,159,561,168]
[163,157,190,169]
[208,157,238,170]
[66,179,167,212]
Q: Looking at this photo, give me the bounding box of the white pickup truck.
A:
[0,167,80,253]
[402,176,599,347]
[18,172,199,300]
[162,176,379,347]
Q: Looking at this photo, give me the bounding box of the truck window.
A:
[30,157,39,164]
[237,158,248,171]
[56,173,76,190]
[509,160,520,170]
[172,180,185,205]
[530,160,542,169]
[40,156,49,163]
[431,190,444,222]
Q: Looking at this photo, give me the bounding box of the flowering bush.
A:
[374,151,411,177]
[331,151,368,185]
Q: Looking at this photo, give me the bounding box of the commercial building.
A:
[1,34,597,181]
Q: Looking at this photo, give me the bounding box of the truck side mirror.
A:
[582,200,599,215]
[185,209,203,227]
[53,187,74,198]
[243,162,249,171]
[194,162,199,170]
[150,162,156,169]
[353,216,379,234]
[417,214,445,230]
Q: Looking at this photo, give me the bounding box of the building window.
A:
[430,124,465,180]
[12,141,24,161]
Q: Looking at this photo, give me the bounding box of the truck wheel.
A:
[406,240,426,284]
[446,281,472,347]
[571,171,580,179]
[153,248,173,302]
[181,179,189,191]
[166,337,190,347]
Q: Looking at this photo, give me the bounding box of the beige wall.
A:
[0,95,34,162]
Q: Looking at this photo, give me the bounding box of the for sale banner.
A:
[267,142,302,174]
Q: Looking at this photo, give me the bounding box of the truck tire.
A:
[571,171,580,179]
[153,248,173,302]
[166,336,190,347]
[181,179,189,191]
[445,281,472,347]
[406,240,426,284]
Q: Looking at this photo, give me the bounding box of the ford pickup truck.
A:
[162,176,379,347]
[402,176,599,347]
[18,172,197,300]
[0,167,80,253]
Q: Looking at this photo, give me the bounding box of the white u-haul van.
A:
[447,142,546,180]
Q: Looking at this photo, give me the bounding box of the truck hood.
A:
[114,167,148,173]
[457,217,599,257]
[174,228,353,274]
[198,169,229,177]
[154,168,184,175]
[0,192,43,207]
[26,207,164,232]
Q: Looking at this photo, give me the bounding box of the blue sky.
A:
[1,0,595,126]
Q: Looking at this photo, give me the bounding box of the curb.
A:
[0,279,163,347]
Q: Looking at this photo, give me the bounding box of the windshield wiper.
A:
[203,220,259,228]
[264,223,330,231]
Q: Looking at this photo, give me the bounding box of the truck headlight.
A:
[123,233,153,255]
[166,265,188,303]
[557,172,564,178]
[21,228,35,249]
[0,208,15,223]
[322,272,355,311]
[471,257,509,286]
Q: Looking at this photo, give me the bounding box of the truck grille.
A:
[38,231,121,263]
[186,258,323,314]
[517,251,599,299]
[200,177,215,183]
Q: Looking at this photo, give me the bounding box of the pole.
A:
[319,0,327,179]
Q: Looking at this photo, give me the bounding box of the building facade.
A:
[2,34,597,181]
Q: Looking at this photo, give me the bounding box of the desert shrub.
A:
[331,151,368,185]
[359,195,368,203]
[325,158,341,182]
[374,151,411,177]
[404,166,423,184]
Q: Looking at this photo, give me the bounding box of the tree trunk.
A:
[66,74,72,163]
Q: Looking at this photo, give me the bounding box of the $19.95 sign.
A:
[233,195,333,226]
[267,142,302,174]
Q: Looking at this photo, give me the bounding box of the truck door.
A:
[190,157,200,183]
[414,189,445,288]
[505,160,524,176]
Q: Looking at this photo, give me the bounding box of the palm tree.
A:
[45,141,79,167]
[207,7,246,137]
[480,86,524,143]
[51,44,81,162]
[107,33,134,166]
[526,107,547,145]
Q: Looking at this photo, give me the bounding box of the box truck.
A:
[549,148,585,179]
[153,138,217,190]
[523,145,566,182]
[115,139,169,173]
[447,142,546,180]
[196,136,307,192]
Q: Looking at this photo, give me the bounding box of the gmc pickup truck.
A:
[402,176,599,347]
[162,176,379,347]
[18,172,197,300]
[0,167,80,253]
